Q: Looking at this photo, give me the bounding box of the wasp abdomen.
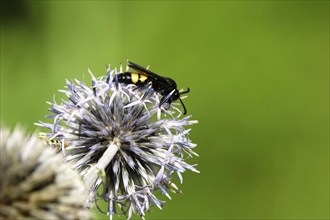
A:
[116,72,149,86]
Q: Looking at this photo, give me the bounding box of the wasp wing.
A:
[128,61,167,80]
[128,61,177,96]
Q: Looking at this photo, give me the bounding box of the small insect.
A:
[114,61,190,114]
[39,133,68,151]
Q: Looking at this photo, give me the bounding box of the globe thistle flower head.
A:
[0,126,90,220]
[36,62,199,219]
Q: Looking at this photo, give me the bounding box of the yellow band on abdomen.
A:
[131,73,139,83]
[139,74,148,83]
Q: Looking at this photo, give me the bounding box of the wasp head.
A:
[170,89,180,102]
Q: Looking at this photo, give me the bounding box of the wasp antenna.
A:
[180,88,190,95]
[179,98,187,115]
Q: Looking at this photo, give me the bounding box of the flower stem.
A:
[84,142,119,191]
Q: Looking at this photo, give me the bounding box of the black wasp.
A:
[114,61,190,115]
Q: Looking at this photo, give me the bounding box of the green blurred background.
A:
[1,1,329,219]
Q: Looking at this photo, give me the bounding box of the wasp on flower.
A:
[36,61,199,219]
[114,61,190,115]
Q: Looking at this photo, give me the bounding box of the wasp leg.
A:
[159,90,175,108]
[141,83,153,101]
[132,81,152,93]
[106,65,111,84]
[113,74,119,89]
[92,79,97,96]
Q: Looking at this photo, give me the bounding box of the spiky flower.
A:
[36,63,199,219]
[0,126,90,220]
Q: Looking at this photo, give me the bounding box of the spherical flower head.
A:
[0,126,90,220]
[36,63,199,219]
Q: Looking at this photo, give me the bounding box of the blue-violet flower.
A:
[36,63,199,219]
